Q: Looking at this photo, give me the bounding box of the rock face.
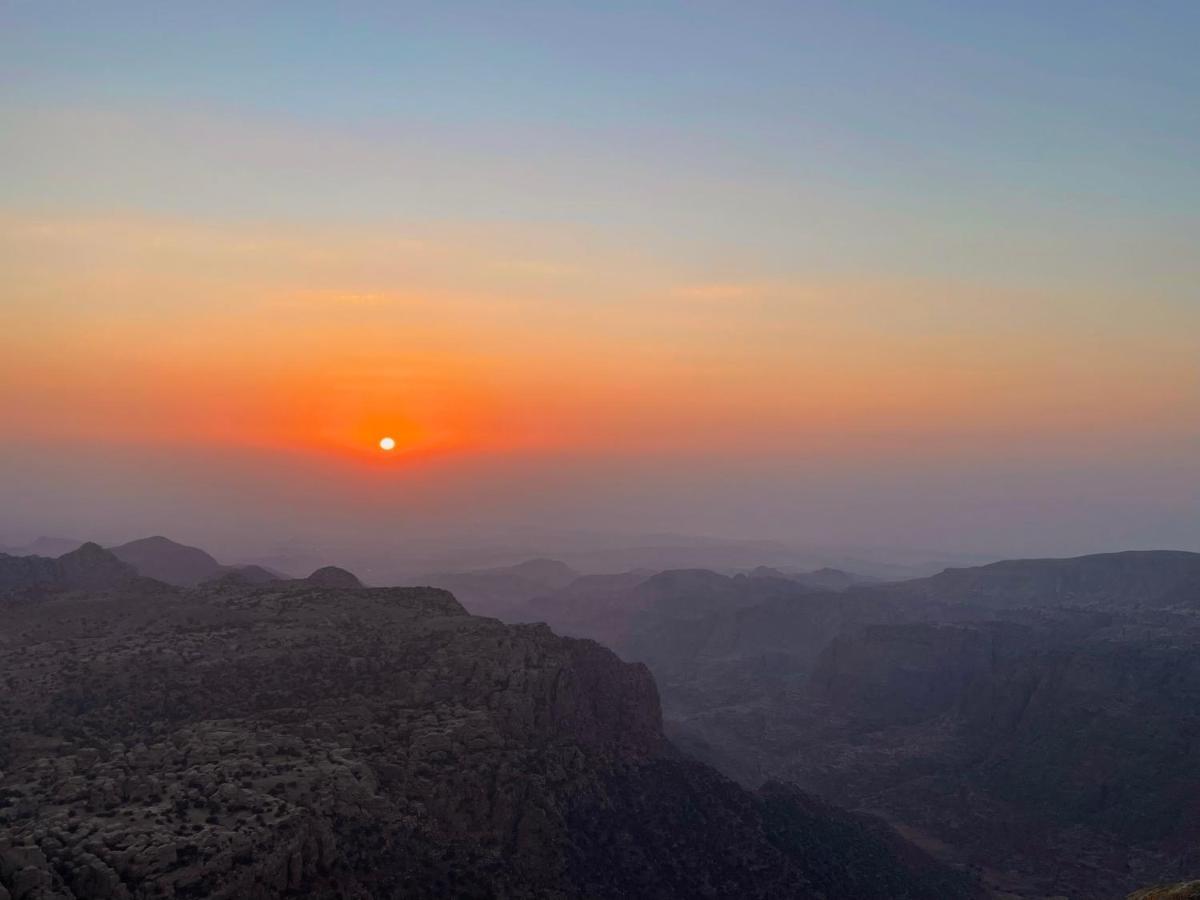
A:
[108,537,226,587]
[810,623,999,725]
[0,574,972,899]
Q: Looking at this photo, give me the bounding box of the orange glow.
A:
[2,215,1197,473]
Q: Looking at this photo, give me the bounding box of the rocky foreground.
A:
[0,545,975,899]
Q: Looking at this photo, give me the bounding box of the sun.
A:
[378,436,396,451]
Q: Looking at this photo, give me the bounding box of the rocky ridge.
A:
[0,547,973,899]
[626,553,1200,898]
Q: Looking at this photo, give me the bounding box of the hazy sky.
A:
[2,2,1198,559]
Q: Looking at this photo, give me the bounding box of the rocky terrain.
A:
[0,545,975,899]
[413,547,1200,897]
[9,539,1196,897]
[607,554,1200,898]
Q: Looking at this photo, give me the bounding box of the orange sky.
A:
[5,215,1196,477]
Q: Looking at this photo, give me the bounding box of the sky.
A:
[2,1,1198,561]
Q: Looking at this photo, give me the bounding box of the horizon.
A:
[4,2,1199,560]
[3,529,1197,587]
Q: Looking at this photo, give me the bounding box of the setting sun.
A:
[379,436,396,451]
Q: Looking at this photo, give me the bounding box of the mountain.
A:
[0,542,139,593]
[892,550,1200,611]
[0,536,86,558]
[532,550,1200,898]
[616,551,1200,685]
[744,565,875,591]
[791,566,879,590]
[523,570,656,637]
[622,581,902,684]
[502,556,579,586]
[230,564,283,584]
[520,567,819,653]
[419,557,580,619]
[108,536,226,586]
[106,536,296,587]
[303,565,363,588]
[0,567,975,899]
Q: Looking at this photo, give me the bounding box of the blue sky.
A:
[3,2,1198,301]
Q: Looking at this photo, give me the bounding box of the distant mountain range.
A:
[415,557,582,619]
[0,541,140,592]
[0,535,89,558]
[0,540,352,596]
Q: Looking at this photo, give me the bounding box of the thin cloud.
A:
[672,283,761,302]
[266,290,408,311]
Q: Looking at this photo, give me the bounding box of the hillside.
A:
[523,550,1200,897]
[0,547,974,899]
[892,551,1200,612]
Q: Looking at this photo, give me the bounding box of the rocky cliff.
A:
[0,552,973,899]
